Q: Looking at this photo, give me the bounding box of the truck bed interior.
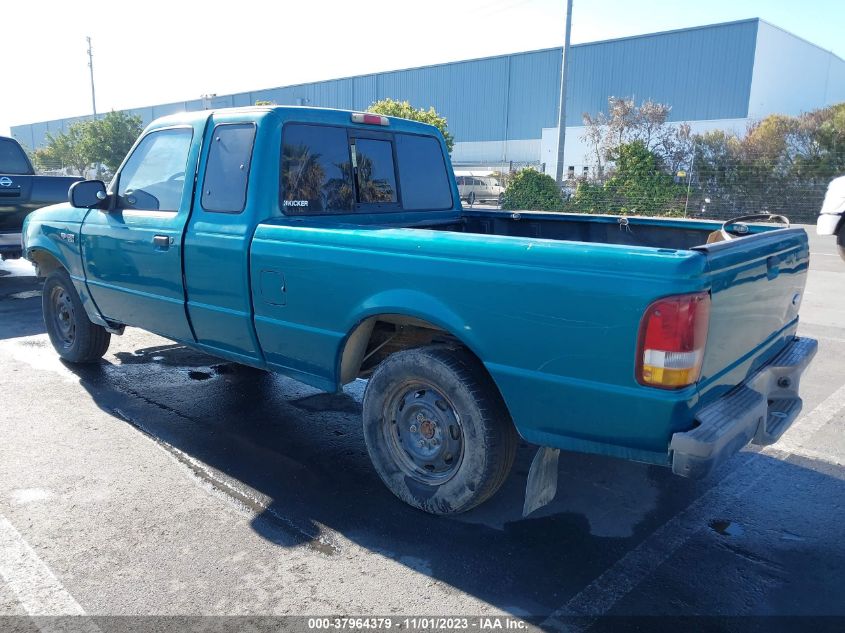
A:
[422,210,741,251]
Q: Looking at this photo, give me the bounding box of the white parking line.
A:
[0,514,101,631]
[542,382,845,631]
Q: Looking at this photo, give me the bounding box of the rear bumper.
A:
[817,213,842,236]
[0,232,23,260]
[670,336,818,478]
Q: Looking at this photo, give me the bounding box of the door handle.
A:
[153,235,171,249]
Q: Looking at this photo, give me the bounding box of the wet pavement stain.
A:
[8,290,41,300]
[291,392,362,414]
[709,519,745,537]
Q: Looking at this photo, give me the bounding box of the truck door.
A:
[81,125,200,342]
[183,114,263,362]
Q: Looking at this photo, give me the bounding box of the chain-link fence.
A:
[548,158,836,224]
[682,161,832,224]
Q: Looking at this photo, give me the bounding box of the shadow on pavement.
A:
[0,263,45,340]
[60,341,845,623]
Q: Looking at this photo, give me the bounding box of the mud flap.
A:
[523,447,560,517]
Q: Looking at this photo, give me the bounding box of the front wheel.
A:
[43,270,111,363]
[362,346,517,515]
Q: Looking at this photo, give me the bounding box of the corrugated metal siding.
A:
[10,20,763,149]
[507,49,561,139]
[568,19,758,125]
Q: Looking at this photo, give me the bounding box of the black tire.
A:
[498,193,505,207]
[43,269,110,363]
[837,224,845,263]
[362,346,517,515]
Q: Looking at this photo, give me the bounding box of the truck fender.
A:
[25,241,110,330]
[339,289,488,380]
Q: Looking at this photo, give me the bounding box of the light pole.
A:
[554,0,574,185]
[86,36,97,117]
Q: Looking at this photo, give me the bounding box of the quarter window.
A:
[201,123,256,213]
[395,134,452,210]
[117,128,193,211]
[281,124,353,214]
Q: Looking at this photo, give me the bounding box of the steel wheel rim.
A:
[383,381,465,485]
[51,286,76,348]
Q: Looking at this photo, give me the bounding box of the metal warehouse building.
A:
[11,18,845,175]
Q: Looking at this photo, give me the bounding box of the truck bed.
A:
[431,209,740,250]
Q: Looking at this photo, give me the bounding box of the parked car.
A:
[456,174,504,205]
[23,106,816,516]
[0,136,82,260]
[817,175,845,261]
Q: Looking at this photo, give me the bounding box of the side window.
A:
[117,128,193,211]
[201,123,256,213]
[395,134,452,210]
[281,124,353,214]
[353,138,397,205]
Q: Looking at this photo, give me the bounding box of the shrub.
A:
[502,169,564,211]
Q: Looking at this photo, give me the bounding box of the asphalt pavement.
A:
[0,227,843,632]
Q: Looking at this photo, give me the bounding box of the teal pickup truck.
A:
[23,106,817,516]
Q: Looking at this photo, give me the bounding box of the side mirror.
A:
[69,180,108,209]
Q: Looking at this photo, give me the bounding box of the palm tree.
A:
[282,143,326,211]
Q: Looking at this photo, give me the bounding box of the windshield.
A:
[0,138,33,175]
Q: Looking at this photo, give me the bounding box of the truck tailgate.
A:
[695,228,810,403]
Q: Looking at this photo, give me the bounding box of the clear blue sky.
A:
[1,0,842,135]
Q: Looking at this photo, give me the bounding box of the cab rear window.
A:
[280,124,452,214]
[281,124,353,214]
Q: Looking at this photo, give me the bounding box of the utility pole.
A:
[86,36,97,117]
[554,0,574,184]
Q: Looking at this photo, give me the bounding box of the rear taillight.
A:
[636,292,710,389]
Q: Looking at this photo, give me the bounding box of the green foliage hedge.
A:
[502,169,564,211]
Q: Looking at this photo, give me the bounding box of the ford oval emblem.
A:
[0,177,13,187]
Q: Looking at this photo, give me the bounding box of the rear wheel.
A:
[43,270,110,363]
[362,346,517,515]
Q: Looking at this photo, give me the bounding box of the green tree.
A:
[569,142,684,216]
[85,111,144,175]
[33,122,90,176]
[367,99,454,152]
[502,169,564,211]
[691,103,845,221]
[31,111,143,177]
[604,141,684,215]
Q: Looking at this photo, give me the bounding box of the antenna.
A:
[87,36,97,117]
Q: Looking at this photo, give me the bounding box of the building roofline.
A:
[239,18,763,95]
[757,19,845,64]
